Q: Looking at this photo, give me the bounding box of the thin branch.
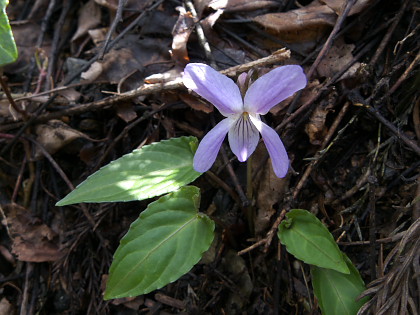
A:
[362,104,420,156]
[307,0,357,79]
[184,0,216,68]
[370,0,410,66]
[99,0,127,59]
[293,101,351,199]
[0,0,166,154]
[0,75,29,120]
[0,48,291,132]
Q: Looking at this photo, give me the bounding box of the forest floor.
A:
[0,0,419,314]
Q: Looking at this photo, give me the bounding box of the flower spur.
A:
[183,63,307,178]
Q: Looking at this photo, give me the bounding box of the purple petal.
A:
[237,72,247,90]
[183,63,243,116]
[228,114,260,162]
[244,65,307,115]
[249,116,289,178]
[193,118,232,173]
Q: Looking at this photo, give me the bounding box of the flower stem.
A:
[246,155,255,234]
[246,155,253,200]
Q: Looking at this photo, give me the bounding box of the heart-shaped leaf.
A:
[0,0,18,66]
[56,136,201,205]
[104,186,214,299]
[311,254,368,315]
[278,209,349,274]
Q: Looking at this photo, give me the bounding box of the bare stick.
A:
[27,137,96,227]
[293,101,351,199]
[99,0,127,59]
[370,0,410,66]
[363,104,420,156]
[185,0,216,68]
[47,0,73,89]
[0,0,166,153]
[386,51,420,96]
[220,147,249,207]
[307,0,357,79]
[238,209,286,255]
[206,171,242,205]
[0,74,28,120]
[0,49,291,132]
[275,40,376,133]
[94,104,172,169]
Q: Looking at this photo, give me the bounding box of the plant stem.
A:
[246,155,255,233]
[0,70,29,120]
[246,155,253,200]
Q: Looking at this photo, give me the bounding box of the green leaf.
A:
[0,0,18,66]
[104,186,214,299]
[278,209,349,274]
[311,255,368,315]
[56,136,201,205]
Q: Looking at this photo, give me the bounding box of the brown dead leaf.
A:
[320,0,374,15]
[71,0,102,42]
[88,27,108,46]
[316,38,361,80]
[35,120,96,157]
[2,204,63,262]
[180,92,214,113]
[171,7,194,66]
[305,102,334,145]
[81,37,172,91]
[111,296,144,310]
[0,297,15,315]
[160,117,176,138]
[94,0,117,10]
[115,102,137,123]
[81,61,103,81]
[253,3,336,43]
[144,69,180,84]
[138,11,177,37]
[57,88,82,103]
[201,7,224,31]
[252,144,288,234]
[212,47,246,67]
[0,99,17,122]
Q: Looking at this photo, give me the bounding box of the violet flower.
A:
[183,63,307,178]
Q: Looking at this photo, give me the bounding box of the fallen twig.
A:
[293,102,351,199]
[361,103,420,156]
[238,209,287,255]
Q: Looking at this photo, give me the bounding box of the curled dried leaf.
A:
[71,0,102,42]
[2,204,64,262]
[305,102,335,145]
[171,7,194,66]
[253,4,336,43]
[35,120,97,157]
